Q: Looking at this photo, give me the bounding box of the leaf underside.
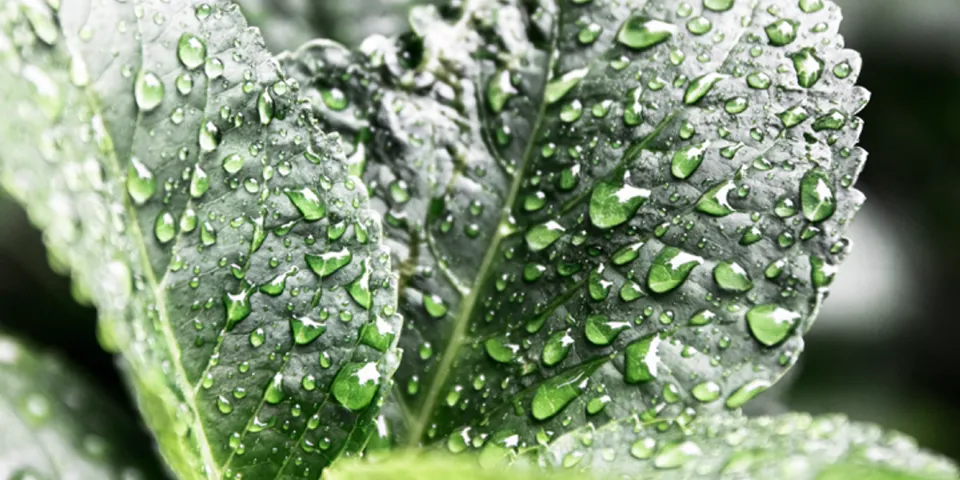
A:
[283,0,869,450]
[0,1,401,479]
[0,333,164,480]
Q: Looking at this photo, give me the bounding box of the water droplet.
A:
[178,33,206,69]
[338,261,370,310]
[199,121,220,152]
[585,314,630,346]
[589,178,650,229]
[813,110,847,131]
[792,48,825,88]
[746,71,771,89]
[810,256,837,288]
[654,440,702,469]
[286,187,327,221]
[746,304,801,346]
[258,89,274,125]
[725,379,770,408]
[800,169,836,222]
[624,334,661,383]
[331,362,380,411]
[542,330,573,366]
[487,69,517,113]
[713,261,753,293]
[703,0,734,12]
[305,248,352,278]
[799,0,825,13]
[221,152,244,174]
[484,337,517,363]
[525,221,565,252]
[630,438,657,459]
[684,73,725,105]
[778,105,809,128]
[290,316,327,345]
[223,289,252,330]
[616,16,676,50]
[189,165,210,198]
[765,19,799,46]
[154,211,176,244]
[647,247,703,293]
[696,180,736,216]
[126,157,156,205]
[691,381,721,402]
[671,142,708,179]
[545,67,589,105]
[264,372,286,404]
[134,71,164,112]
[689,309,716,326]
[423,294,448,318]
[531,370,589,420]
[217,395,233,414]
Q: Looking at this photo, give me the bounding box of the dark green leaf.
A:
[0,1,400,478]
[539,413,958,480]
[282,0,869,448]
[0,332,165,479]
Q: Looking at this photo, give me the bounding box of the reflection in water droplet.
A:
[617,16,676,51]
[331,362,380,411]
[178,33,206,69]
[647,247,703,293]
[134,71,164,112]
[746,304,801,346]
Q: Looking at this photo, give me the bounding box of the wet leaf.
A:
[540,413,958,480]
[0,332,164,479]
[0,1,400,478]
[283,0,869,450]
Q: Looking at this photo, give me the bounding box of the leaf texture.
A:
[0,332,165,480]
[282,0,869,448]
[0,1,401,478]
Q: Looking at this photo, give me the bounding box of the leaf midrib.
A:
[404,0,563,446]
[60,8,221,478]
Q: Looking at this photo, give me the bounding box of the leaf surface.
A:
[0,332,165,480]
[283,0,869,446]
[0,1,400,478]
[539,413,958,480]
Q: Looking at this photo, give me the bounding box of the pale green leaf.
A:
[0,1,401,478]
[0,332,165,479]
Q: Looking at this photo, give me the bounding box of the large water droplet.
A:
[286,187,327,221]
[703,0,734,12]
[531,370,589,420]
[154,211,176,244]
[525,221,565,252]
[223,288,252,330]
[134,71,164,112]
[792,48,825,88]
[346,262,373,310]
[725,379,770,408]
[616,16,676,50]
[746,304,800,346]
[331,362,380,411]
[654,441,702,469]
[691,381,721,402]
[487,69,517,113]
[199,121,221,152]
[545,67,589,105]
[671,142,709,179]
[189,165,210,198]
[684,73,725,105]
[178,33,206,69]
[306,248,353,278]
[696,180,736,216]
[765,19,799,46]
[647,247,703,293]
[589,179,650,229]
[126,157,156,205]
[584,314,630,346]
[713,261,753,293]
[800,169,836,223]
[624,334,661,383]
[264,373,286,404]
[542,330,573,366]
[484,337,518,364]
[290,316,327,345]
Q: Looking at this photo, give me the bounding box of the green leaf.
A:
[0,332,165,479]
[323,453,580,480]
[235,0,438,51]
[0,1,400,478]
[539,413,959,480]
[282,0,868,447]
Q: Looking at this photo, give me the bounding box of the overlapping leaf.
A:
[283,0,869,448]
[0,1,400,478]
[0,332,164,479]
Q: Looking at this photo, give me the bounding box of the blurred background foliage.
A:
[1,0,958,463]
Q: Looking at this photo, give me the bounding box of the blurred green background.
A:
[1,0,958,464]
